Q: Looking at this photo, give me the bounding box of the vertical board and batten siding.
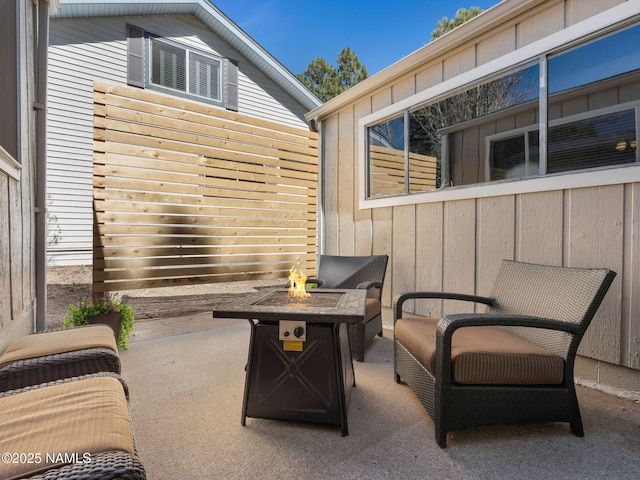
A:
[338,109,356,255]
[319,0,640,375]
[92,81,317,294]
[321,114,340,255]
[48,13,309,266]
[0,171,9,327]
[0,0,39,351]
[369,90,395,309]
[353,100,375,260]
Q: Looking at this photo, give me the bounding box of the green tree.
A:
[431,6,483,40]
[297,48,368,102]
[335,48,368,91]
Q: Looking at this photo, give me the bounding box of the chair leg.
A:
[435,427,447,448]
[570,412,584,437]
[350,315,383,362]
[354,330,365,363]
[349,324,366,362]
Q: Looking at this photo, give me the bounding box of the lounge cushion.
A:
[0,326,118,369]
[395,315,564,385]
[0,376,134,480]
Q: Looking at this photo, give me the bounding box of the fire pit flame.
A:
[288,265,311,299]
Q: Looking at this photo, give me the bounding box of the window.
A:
[365,21,640,200]
[150,38,222,103]
[0,0,18,163]
[367,115,405,197]
[489,128,539,181]
[151,39,186,92]
[547,108,636,173]
[127,25,238,111]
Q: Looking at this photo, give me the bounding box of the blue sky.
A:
[212,1,501,76]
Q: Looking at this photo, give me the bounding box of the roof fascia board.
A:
[359,1,640,130]
[306,0,559,122]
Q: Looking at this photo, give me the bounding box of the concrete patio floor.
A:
[118,305,640,480]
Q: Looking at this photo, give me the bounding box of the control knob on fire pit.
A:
[279,320,306,341]
[293,326,305,339]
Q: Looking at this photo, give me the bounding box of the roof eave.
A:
[305,0,549,122]
[53,0,321,111]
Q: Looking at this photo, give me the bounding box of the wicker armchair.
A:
[394,260,616,448]
[0,325,120,392]
[310,255,388,362]
[0,373,146,480]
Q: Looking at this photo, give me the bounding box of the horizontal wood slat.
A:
[369,145,437,196]
[93,81,318,294]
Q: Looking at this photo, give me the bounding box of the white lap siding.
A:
[47,14,310,266]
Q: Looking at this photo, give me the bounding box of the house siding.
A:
[1,0,50,351]
[313,0,640,397]
[47,13,310,265]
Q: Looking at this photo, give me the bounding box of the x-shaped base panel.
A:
[243,320,354,436]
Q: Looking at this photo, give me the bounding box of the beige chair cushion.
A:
[0,376,134,480]
[0,326,118,369]
[364,298,381,322]
[395,315,564,385]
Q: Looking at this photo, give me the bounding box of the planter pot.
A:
[87,312,122,343]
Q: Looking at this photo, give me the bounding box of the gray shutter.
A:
[226,58,239,111]
[127,25,145,88]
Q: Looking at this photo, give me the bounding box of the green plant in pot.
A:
[63,294,134,349]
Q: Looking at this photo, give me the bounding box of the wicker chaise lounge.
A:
[0,325,120,392]
[310,254,388,362]
[394,260,616,448]
[0,372,146,479]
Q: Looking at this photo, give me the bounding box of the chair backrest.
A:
[316,255,388,291]
[488,260,616,358]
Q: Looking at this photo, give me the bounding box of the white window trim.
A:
[0,144,20,180]
[358,2,640,210]
[485,124,539,181]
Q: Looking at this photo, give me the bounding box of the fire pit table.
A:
[212,288,367,436]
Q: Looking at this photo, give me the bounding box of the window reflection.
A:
[548,23,640,174]
[548,110,636,173]
[368,116,405,197]
[490,130,539,180]
[409,64,539,189]
[365,22,640,200]
[549,24,640,94]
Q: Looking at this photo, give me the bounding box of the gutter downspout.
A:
[34,0,49,331]
[312,120,325,256]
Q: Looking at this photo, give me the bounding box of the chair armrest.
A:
[356,281,383,298]
[393,292,494,324]
[438,313,581,335]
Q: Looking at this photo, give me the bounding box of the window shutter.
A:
[226,58,239,112]
[127,25,145,88]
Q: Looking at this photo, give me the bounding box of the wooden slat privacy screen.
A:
[92,82,318,294]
